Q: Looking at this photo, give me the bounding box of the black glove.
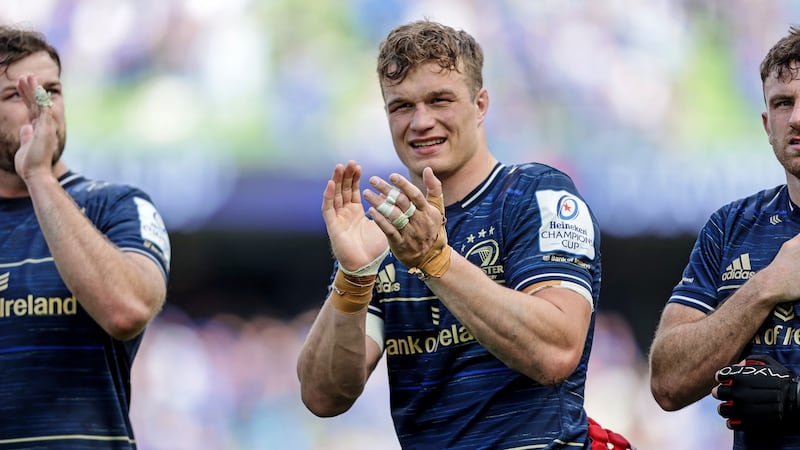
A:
[715,354,800,430]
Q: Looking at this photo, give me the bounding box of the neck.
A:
[424,153,497,207]
[0,161,69,198]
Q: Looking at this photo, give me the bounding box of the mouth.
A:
[791,137,800,146]
[410,138,446,149]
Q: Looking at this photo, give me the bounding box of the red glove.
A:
[588,417,634,450]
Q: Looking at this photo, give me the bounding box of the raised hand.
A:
[322,161,389,273]
[15,75,61,181]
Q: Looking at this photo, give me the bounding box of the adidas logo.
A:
[376,263,400,294]
[0,272,8,292]
[722,254,756,281]
[770,214,782,225]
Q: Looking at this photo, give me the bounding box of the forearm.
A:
[26,174,165,339]
[297,300,372,417]
[426,253,588,384]
[650,277,777,410]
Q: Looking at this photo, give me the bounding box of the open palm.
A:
[322,161,388,271]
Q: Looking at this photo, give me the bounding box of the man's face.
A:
[382,62,486,181]
[0,51,66,174]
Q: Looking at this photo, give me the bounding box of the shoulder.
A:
[64,173,152,202]
[712,185,785,221]
[501,162,578,190]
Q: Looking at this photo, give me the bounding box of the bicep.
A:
[527,285,592,346]
[124,251,167,304]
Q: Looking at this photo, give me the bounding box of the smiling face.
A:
[0,51,66,174]
[382,62,489,183]
[762,64,800,179]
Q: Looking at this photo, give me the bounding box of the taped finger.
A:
[392,214,410,230]
[386,188,400,206]
[401,203,416,219]
[377,199,395,217]
[34,85,53,108]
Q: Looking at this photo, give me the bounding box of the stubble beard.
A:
[0,128,66,174]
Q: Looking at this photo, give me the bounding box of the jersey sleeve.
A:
[92,187,171,280]
[503,169,601,308]
[667,208,726,313]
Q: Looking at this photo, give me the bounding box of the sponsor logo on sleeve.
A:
[135,197,171,267]
[535,190,595,258]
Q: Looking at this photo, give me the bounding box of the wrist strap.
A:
[408,194,451,280]
[329,269,375,314]
[340,246,390,276]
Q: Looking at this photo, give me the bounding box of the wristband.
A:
[329,269,375,314]
[340,246,390,277]
[408,193,451,280]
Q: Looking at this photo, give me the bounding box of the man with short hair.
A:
[0,25,170,449]
[650,24,800,450]
[298,19,630,449]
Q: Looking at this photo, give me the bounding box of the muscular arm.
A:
[649,272,779,411]
[426,253,592,385]
[15,75,164,342]
[297,301,382,417]
[298,161,388,416]
[26,173,166,341]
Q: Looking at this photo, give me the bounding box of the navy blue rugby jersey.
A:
[0,172,170,449]
[668,185,800,450]
[363,162,601,450]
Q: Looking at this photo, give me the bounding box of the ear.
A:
[475,87,489,125]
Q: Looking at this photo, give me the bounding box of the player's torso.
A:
[375,164,594,449]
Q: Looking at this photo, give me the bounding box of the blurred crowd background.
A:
[5,0,800,448]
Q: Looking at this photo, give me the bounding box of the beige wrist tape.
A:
[408,194,451,280]
[329,269,376,314]
[339,246,390,277]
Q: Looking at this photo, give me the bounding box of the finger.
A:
[384,173,424,210]
[363,188,397,219]
[321,179,338,223]
[368,206,402,238]
[718,400,735,418]
[19,123,34,148]
[18,75,44,116]
[330,164,345,210]
[366,176,406,218]
[421,167,444,213]
[348,163,364,205]
[341,162,357,205]
[714,383,733,401]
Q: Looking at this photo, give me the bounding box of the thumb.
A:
[422,167,444,213]
[19,123,33,148]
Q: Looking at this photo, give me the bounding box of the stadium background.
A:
[5,1,800,448]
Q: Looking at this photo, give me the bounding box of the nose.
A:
[410,103,435,131]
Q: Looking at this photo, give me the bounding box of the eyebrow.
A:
[386,89,458,109]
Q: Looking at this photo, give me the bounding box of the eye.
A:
[389,102,412,113]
